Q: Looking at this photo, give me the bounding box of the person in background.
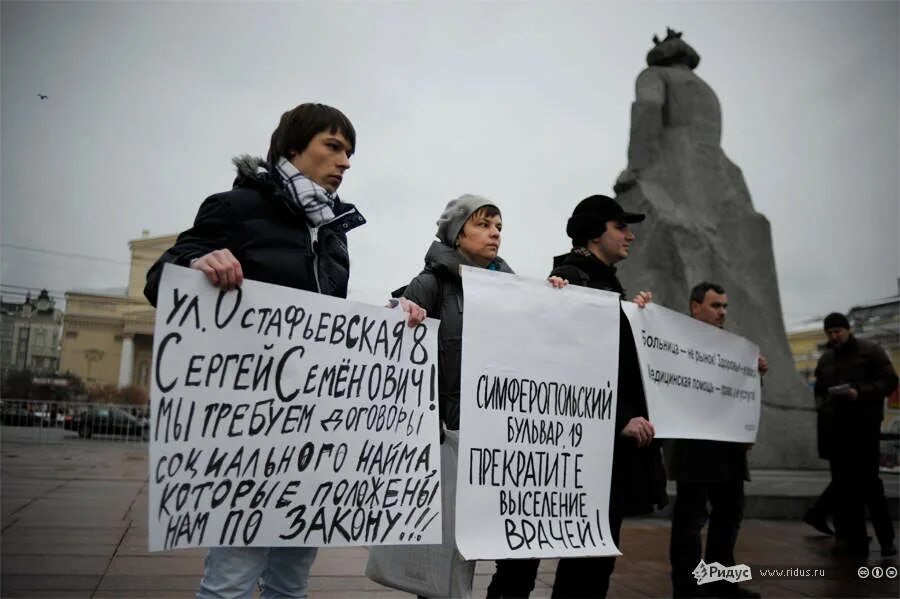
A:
[813,312,897,558]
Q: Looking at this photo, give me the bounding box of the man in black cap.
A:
[544,195,667,599]
[814,312,897,557]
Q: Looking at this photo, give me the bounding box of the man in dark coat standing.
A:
[144,103,425,599]
[667,282,766,599]
[539,195,667,599]
[814,312,897,557]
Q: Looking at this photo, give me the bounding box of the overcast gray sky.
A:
[2,0,898,330]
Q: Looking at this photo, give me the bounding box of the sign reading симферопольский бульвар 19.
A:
[456,267,622,561]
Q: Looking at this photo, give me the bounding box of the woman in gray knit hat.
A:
[386,195,563,599]
[404,193,513,432]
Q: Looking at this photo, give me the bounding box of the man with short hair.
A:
[814,312,897,557]
[667,282,766,599]
[145,103,425,599]
[535,195,666,599]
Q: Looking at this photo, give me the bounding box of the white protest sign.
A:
[456,266,622,560]
[621,303,761,443]
[148,265,441,551]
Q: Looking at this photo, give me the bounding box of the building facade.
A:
[848,295,900,369]
[787,326,827,388]
[787,289,899,384]
[0,290,64,375]
[59,233,175,388]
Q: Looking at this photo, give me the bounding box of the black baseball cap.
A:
[566,194,645,242]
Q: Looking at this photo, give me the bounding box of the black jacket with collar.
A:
[144,156,365,306]
[814,334,897,417]
[813,334,898,459]
[551,249,668,516]
[400,241,513,431]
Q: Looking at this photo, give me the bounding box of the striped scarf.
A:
[270,157,337,227]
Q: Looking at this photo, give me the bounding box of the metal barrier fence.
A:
[0,399,150,444]
[2,398,899,466]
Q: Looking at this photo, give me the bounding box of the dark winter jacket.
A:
[400,241,513,430]
[551,249,668,516]
[144,156,365,306]
[814,335,898,459]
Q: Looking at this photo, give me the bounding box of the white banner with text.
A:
[621,303,760,443]
[148,265,441,551]
[456,267,622,560]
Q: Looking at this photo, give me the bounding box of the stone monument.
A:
[613,29,818,468]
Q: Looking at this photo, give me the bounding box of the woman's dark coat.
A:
[399,241,513,431]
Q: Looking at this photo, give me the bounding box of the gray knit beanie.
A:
[435,194,498,246]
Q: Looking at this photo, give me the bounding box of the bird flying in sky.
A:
[38,94,48,100]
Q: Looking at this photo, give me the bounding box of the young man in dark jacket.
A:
[144,103,424,599]
[535,194,666,599]
[814,312,897,557]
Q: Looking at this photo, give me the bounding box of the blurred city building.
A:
[787,282,899,383]
[0,289,64,375]
[59,232,175,388]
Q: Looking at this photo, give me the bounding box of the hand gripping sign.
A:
[148,265,441,551]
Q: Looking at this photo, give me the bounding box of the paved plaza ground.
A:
[2,426,898,598]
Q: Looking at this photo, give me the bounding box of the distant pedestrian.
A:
[813,312,897,557]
